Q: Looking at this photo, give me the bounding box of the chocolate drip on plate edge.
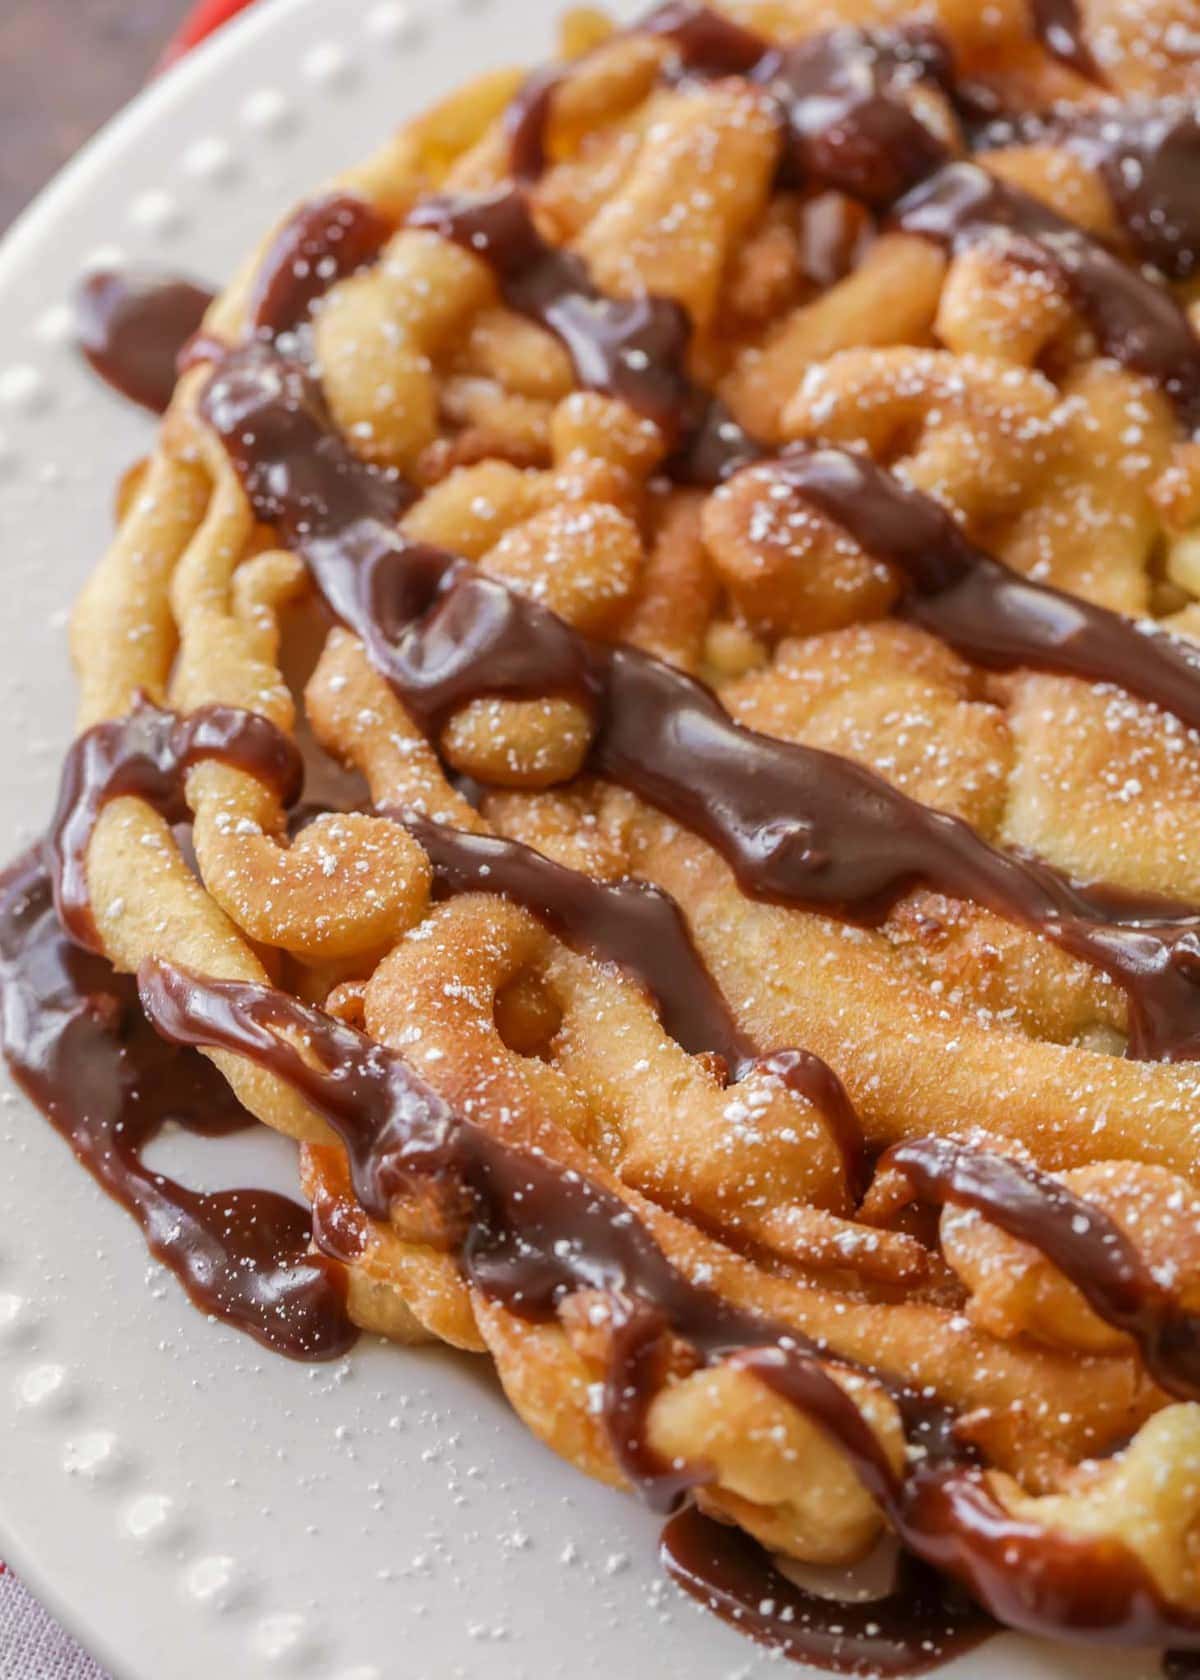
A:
[75,269,215,414]
[0,849,355,1361]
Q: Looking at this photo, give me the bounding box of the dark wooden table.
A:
[1,0,193,231]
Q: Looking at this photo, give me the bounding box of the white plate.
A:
[0,2,1170,1676]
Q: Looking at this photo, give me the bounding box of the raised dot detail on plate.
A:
[16,1362,72,1413]
[241,88,295,136]
[35,304,75,348]
[0,365,49,416]
[253,1611,318,1667]
[184,1553,247,1612]
[183,136,239,185]
[0,1290,32,1343]
[80,243,127,276]
[302,42,356,87]
[363,1,419,44]
[128,190,184,238]
[63,1430,124,1482]
[122,1491,180,1546]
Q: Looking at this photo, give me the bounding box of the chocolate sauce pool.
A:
[661,1510,988,1678]
[0,848,354,1360]
[75,269,215,413]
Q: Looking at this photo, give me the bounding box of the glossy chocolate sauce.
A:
[407,189,763,483]
[138,958,1200,1660]
[394,810,867,1193]
[38,684,866,1197]
[401,809,750,1063]
[0,849,354,1360]
[138,957,857,1503]
[661,1508,989,1677]
[640,0,766,73]
[880,1136,1200,1401]
[200,341,1200,1062]
[245,192,395,339]
[506,64,563,183]
[647,2,956,205]
[48,693,303,952]
[984,102,1200,280]
[752,25,955,207]
[896,161,1200,429]
[177,192,395,380]
[75,269,216,413]
[772,445,1200,730]
[516,3,955,208]
[1028,0,1103,81]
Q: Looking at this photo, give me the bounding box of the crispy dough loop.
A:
[71,443,210,729]
[988,1406,1200,1612]
[932,1151,1200,1357]
[368,895,853,1243]
[574,80,781,334]
[169,422,435,961]
[780,346,1064,531]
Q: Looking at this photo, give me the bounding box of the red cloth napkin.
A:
[161,0,260,65]
[2,7,261,1674]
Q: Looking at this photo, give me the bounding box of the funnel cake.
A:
[10,0,1200,1672]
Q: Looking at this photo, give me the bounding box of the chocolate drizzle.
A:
[506,65,563,183]
[137,958,1200,1658]
[752,25,955,207]
[516,3,956,209]
[201,341,1200,1063]
[400,809,749,1064]
[245,192,395,340]
[1028,0,1103,81]
[37,685,867,1199]
[647,4,956,205]
[75,269,216,413]
[880,1137,1200,1401]
[772,445,1200,729]
[639,0,766,75]
[896,161,1200,429]
[394,810,867,1194]
[135,960,965,1504]
[137,957,858,1505]
[408,189,762,483]
[984,101,1200,280]
[36,7,1200,1668]
[661,1508,990,1677]
[0,849,354,1360]
[48,694,303,952]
